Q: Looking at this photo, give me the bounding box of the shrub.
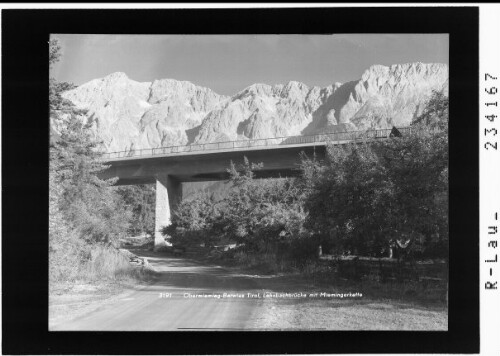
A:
[83,245,135,280]
[115,185,156,237]
[163,192,221,248]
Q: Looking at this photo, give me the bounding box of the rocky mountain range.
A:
[60,62,448,153]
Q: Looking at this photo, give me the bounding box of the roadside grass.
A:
[231,251,293,274]
[203,249,448,330]
[252,267,448,330]
[301,269,448,307]
[50,245,157,295]
[211,248,314,274]
[209,249,447,308]
[84,245,156,281]
[49,244,158,328]
[229,255,449,330]
[255,296,448,330]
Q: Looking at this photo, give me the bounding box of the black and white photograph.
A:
[2,5,487,355]
[48,33,450,331]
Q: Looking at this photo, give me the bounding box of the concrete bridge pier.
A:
[154,174,182,250]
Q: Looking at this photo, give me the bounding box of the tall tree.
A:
[49,37,131,281]
[304,142,389,256]
[304,91,449,259]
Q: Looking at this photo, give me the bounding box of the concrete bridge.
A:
[101,127,409,247]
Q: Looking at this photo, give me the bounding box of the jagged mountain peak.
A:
[361,64,390,81]
[362,62,448,81]
[150,77,217,92]
[284,80,308,89]
[86,71,140,89]
[237,83,274,98]
[148,78,227,105]
[339,62,448,130]
[104,71,129,80]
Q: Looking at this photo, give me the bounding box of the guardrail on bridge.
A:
[102,127,412,160]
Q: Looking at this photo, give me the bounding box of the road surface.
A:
[51,249,266,331]
[51,248,448,331]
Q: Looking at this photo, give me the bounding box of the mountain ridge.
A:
[59,62,448,152]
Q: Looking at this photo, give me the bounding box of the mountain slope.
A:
[60,62,448,153]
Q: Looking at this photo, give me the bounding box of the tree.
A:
[219,158,306,250]
[377,91,449,258]
[165,157,307,256]
[164,191,222,248]
[52,117,131,245]
[115,185,156,237]
[304,142,390,256]
[412,90,449,132]
[49,37,132,284]
[304,92,449,260]
[373,131,448,259]
[49,38,61,67]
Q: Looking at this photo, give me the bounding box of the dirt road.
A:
[51,249,447,331]
[51,250,266,330]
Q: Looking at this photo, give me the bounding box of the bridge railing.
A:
[102,127,412,160]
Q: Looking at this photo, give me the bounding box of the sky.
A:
[51,34,449,96]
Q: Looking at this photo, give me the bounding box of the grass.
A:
[84,245,156,281]
[207,249,448,330]
[209,249,447,307]
[49,244,158,328]
[254,296,448,330]
[296,266,448,307]
[50,244,157,296]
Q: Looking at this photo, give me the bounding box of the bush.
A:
[288,237,320,266]
[115,185,156,237]
[163,192,221,248]
[83,245,144,281]
[232,249,290,274]
[165,157,311,254]
[49,227,87,284]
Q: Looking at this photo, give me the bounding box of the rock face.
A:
[60,62,448,153]
[61,72,227,152]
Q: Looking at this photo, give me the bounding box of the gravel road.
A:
[51,249,447,331]
[51,250,266,330]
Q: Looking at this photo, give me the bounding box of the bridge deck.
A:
[103,127,411,162]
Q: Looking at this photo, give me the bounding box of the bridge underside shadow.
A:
[115,168,304,186]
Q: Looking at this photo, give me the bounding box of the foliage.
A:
[115,185,156,237]
[304,91,449,259]
[218,158,305,249]
[304,143,390,256]
[49,37,138,286]
[379,133,448,258]
[162,191,218,248]
[49,38,61,68]
[51,115,131,245]
[83,245,153,281]
[412,90,449,132]
[165,157,308,259]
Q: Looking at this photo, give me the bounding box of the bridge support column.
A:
[154,175,182,250]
